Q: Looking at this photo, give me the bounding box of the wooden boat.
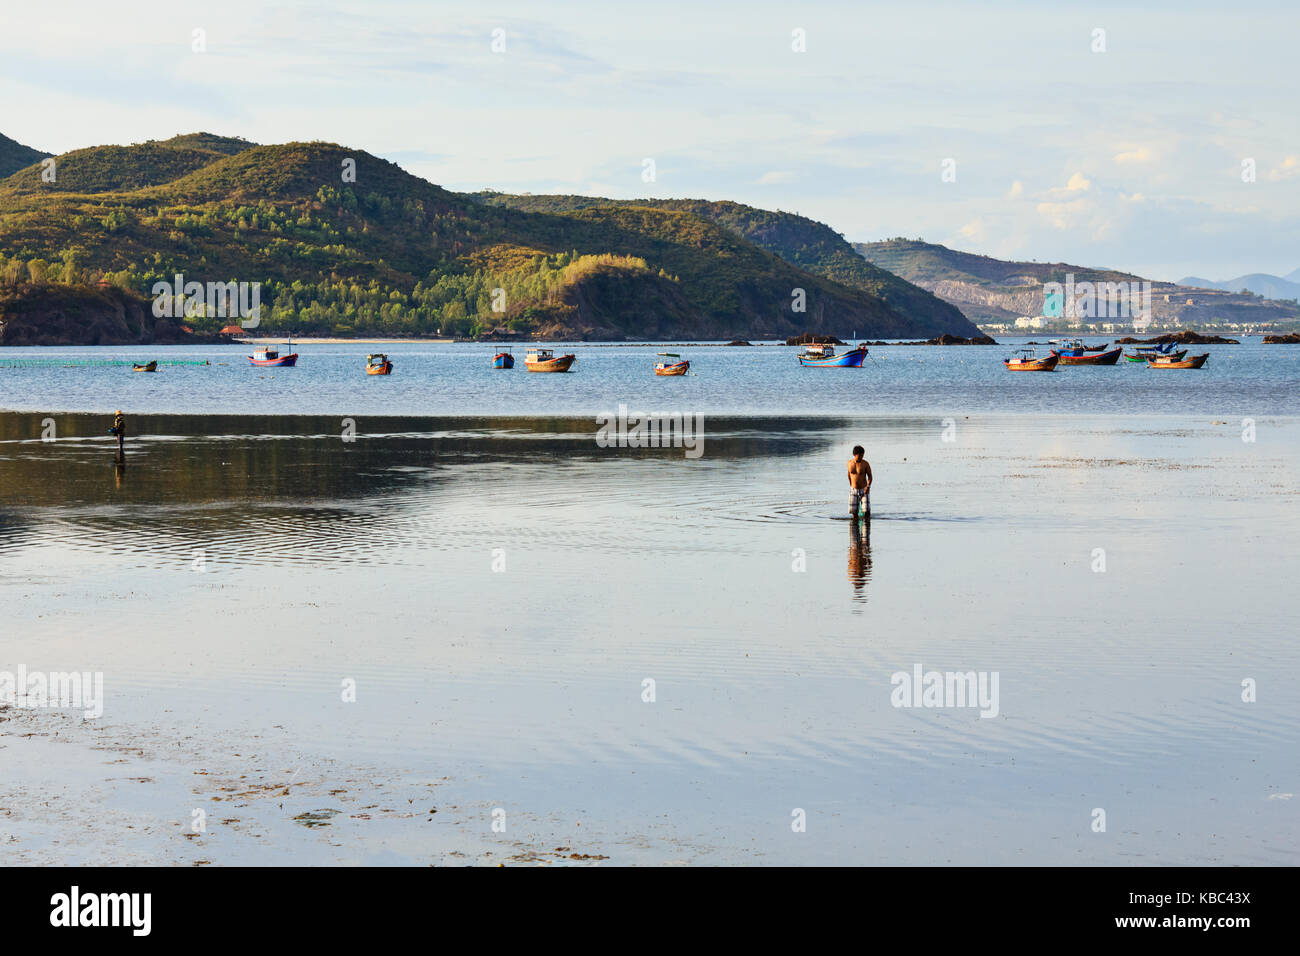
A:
[366,353,393,375]
[249,337,299,367]
[1051,345,1122,365]
[654,353,690,375]
[1125,348,1186,363]
[524,347,576,372]
[493,351,514,369]
[131,360,157,373]
[797,342,869,367]
[1147,352,1209,369]
[1004,347,1059,371]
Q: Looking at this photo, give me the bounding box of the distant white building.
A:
[1014,316,1045,329]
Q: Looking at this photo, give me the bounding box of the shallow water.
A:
[1,338,1297,416]
[2,412,1296,864]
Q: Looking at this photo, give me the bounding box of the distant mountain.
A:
[1286,267,1300,283]
[1177,273,1300,301]
[0,133,977,343]
[0,132,50,179]
[855,239,1300,329]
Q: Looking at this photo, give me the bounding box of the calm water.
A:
[2,412,1297,864]
[1,338,1297,416]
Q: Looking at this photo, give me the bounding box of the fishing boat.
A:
[797,342,869,367]
[1147,352,1209,369]
[493,351,514,369]
[1051,343,1122,365]
[249,336,299,367]
[366,353,393,375]
[131,360,157,373]
[1004,347,1059,371]
[654,353,690,375]
[1125,347,1186,363]
[524,347,576,372]
[1053,338,1106,355]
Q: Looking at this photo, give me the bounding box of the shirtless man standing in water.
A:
[847,445,872,519]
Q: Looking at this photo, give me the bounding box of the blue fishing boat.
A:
[1051,341,1122,365]
[1052,339,1108,357]
[797,342,869,367]
[493,351,514,369]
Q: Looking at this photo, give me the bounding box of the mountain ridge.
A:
[1176,272,1300,302]
[856,239,1300,330]
[0,132,51,179]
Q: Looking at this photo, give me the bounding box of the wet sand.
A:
[2,413,1298,864]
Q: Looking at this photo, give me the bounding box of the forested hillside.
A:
[0,133,977,342]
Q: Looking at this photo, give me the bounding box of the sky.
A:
[1,0,1296,280]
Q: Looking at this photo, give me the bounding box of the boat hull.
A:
[655,361,690,376]
[525,354,576,372]
[493,353,515,369]
[798,348,868,368]
[249,354,298,367]
[1126,348,1186,363]
[1052,347,1122,365]
[366,362,393,375]
[131,361,157,373]
[1004,354,1060,371]
[1147,353,1209,369]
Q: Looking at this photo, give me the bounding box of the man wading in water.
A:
[847,445,872,519]
[109,410,126,460]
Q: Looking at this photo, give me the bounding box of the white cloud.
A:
[1267,156,1300,181]
[1113,146,1153,164]
[1065,172,1092,192]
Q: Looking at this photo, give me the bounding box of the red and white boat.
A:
[249,336,299,367]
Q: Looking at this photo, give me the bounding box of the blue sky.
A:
[2,0,1296,279]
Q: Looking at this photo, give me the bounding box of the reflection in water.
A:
[847,518,872,604]
[0,411,847,569]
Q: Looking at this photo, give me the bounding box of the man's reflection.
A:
[847,517,872,603]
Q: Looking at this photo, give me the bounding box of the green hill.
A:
[474,193,977,337]
[1,143,248,195]
[0,134,978,342]
[0,133,50,179]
